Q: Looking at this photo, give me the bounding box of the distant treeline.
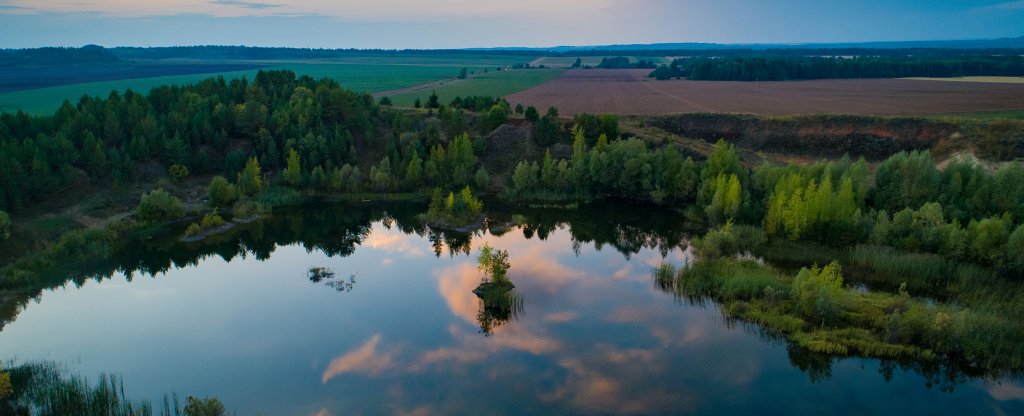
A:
[659,56,1024,81]
[6,45,1024,65]
[110,45,1024,60]
[109,45,545,60]
[0,45,119,67]
[596,57,657,69]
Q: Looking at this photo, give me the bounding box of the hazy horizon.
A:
[1,0,1023,49]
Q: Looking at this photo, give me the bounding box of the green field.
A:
[389,69,565,107]
[311,53,537,67]
[0,60,520,115]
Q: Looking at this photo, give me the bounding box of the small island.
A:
[473,244,523,335]
[419,186,485,232]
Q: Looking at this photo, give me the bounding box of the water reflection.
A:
[0,200,1021,415]
[308,267,357,293]
[321,334,396,384]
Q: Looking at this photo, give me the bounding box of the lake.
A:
[1,202,1021,415]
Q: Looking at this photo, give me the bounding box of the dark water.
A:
[1,202,1021,415]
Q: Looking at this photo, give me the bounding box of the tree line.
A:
[0,70,381,212]
[660,56,1024,81]
[508,129,1024,274]
[596,57,657,69]
[0,45,119,67]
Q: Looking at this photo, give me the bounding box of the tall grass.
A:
[1,361,226,416]
[651,255,1024,374]
[3,361,153,416]
[255,186,306,208]
[846,245,969,283]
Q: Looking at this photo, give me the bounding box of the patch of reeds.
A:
[1,361,228,416]
[255,186,306,208]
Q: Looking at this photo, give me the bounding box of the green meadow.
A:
[389,68,564,106]
[0,59,532,115]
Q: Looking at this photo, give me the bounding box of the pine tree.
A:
[475,167,490,190]
[237,157,263,195]
[542,149,556,188]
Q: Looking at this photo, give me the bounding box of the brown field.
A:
[504,69,1024,116]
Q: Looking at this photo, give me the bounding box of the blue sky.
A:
[0,0,1022,49]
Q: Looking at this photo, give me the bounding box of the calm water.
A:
[1,202,1021,415]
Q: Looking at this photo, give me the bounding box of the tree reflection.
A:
[308,267,356,293]
[4,199,1021,390]
[473,244,524,336]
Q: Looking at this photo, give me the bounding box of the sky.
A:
[0,0,1022,49]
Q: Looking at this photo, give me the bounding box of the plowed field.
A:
[505,69,1024,116]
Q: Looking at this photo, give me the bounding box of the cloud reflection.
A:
[321,334,395,384]
[363,226,428,257]
[435,263,482,324]
[989,383,1024,401]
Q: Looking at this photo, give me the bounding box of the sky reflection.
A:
[1,209,1021,415]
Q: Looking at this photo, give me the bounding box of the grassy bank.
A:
[656,224,1024,374]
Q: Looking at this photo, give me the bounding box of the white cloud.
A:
[977,1,1024,11]
[3,0,615,19]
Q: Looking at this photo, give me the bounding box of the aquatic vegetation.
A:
[256,186,306,208]
[0,361,227,416]
[657,253,1024,372]
[231,200,271,219]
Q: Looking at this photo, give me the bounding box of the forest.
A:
[1,69,1022,274]
[0,68,1023,397]
[658,55,1024,81]
[0,45,119,67]
[596,57,657,69]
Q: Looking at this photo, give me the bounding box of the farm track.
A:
[505,69,1024,116]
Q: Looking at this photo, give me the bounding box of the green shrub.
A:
[200,213,224,229]
[792,261,845,325]
[169,163,190,181]
[207,176,239,208]
[184,223,202,237]
[184,396,226,416]
[136,189,184,223]
[692,222,765,260]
